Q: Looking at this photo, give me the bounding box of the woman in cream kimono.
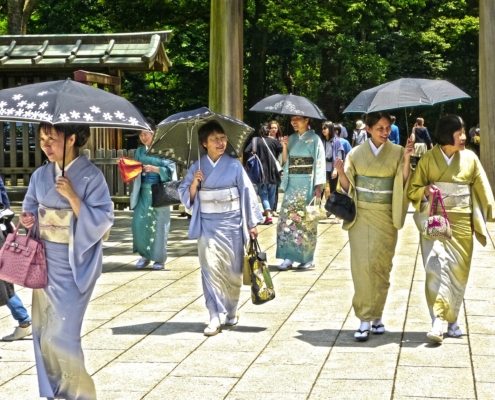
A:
[335,112,414,341]
[20,123,114,400]
[408,115,494,343]
[178,121,262,336]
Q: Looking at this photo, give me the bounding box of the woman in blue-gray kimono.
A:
[20,123,114,400]
[131,123,177,270]
[179,120,262,337]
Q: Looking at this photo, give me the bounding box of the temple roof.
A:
[0,31,173,72]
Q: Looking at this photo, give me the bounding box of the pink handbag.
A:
[423,189,452,240]
[0,222,47,289]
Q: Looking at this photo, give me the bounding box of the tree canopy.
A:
[0,0,479,140]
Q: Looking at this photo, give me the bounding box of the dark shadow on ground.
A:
[111,322,267,336]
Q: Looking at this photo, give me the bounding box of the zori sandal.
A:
[354,329,370,342]
[371,324,385,335]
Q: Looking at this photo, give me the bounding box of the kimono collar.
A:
[54,156,79,179]
[207,154,222,167]
[298,130,311,140]
[368,139,384,157]
[439,147,455,166]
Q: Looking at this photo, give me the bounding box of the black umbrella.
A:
[148,107,254,167]
[343,78,470,114]
[0,79,151,130]
[249,93,326,120]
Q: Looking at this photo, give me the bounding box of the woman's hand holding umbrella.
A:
[189,169,204,204]
[56,177,82,218]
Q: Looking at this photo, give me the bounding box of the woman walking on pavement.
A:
[408,115,494,343]
[179,120,262,336]
[276,115,326,271]
[320,121,344,199]
[131,121,177,270]
[335,111,414,341]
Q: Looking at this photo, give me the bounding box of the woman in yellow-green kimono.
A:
[335,111,414,341]
[408,115,494,343]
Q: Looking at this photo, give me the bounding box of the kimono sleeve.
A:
[313,138,327,186]
[178,162,202,239]
[69,168,114,293]
[237,163,263,230]
[408,156,430,211]
[22,167,43,221]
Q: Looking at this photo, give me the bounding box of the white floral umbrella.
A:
[249,93,326,120]
[0,79,151,130]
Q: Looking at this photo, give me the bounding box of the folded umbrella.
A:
[148,107,254,167]
[343,78,470,114]
[249,93,326,120]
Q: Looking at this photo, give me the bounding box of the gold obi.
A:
[288,157,314,175]
[355,175,394,204]
[38,206,72,243]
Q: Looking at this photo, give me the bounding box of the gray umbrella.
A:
[249,93,326,120]
[148,107,254,167]
[343,78,470,114]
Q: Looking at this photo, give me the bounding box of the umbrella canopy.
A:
[0,79,151,130]
[343,78,470,114]
[249,93,326,120]
[148,107,254,167]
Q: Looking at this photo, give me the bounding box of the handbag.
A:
[245,138,265,184]
[423,189,452,240]
[247,238,275,305]
[118,157,143,183]
[0,222,47,289]
[151,180,182,208]
[324,191,356,222]
[305,196,327,222]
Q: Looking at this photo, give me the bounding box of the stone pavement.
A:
[1,207,494,399]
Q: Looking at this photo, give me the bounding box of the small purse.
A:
[423,189,452,240]
[247,238,275,305]
[118,157,143,183]
[151,180,182,207]
[324,192,356,222]
[305,196,327,222]
[0,223,47,289]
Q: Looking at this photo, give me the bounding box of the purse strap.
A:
[430,189,449,219]
[260,136,279,166]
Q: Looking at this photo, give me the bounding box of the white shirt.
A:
[54,157,79,179]
[207,154,221,167]
[368,139,384,157]
[440,147,454,166]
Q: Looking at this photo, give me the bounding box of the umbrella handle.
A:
[61,134,67,177]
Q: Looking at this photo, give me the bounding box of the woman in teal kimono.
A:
[131,127,176,270]
[276,115,326,270]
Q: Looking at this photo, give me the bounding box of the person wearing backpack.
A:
[245,124,283,224]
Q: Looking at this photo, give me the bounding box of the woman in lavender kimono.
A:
[131,125,176,270]
[276,115,326,270]
[20,123,114,400]
[178,120,262,336]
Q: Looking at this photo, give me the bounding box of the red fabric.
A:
[118,157,142,183]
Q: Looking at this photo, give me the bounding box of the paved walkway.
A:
[1,207,494,399]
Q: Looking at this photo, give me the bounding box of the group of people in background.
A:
[0,106,493,400]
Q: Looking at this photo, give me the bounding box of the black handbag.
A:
[151,180,182,207]
[324,191,356,222]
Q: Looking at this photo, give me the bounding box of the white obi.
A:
[38,206,72,244]
[198,187,240,214]
[434,182,471,208]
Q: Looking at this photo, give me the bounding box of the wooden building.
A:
[0,31,172,186]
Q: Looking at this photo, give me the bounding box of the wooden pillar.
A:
[479,0,495,193]
[209,0,244,120]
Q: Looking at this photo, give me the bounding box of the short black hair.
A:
[334,124,342,136]
[365,111,392,128]
[435,115,464,146]
[41,123,90,149]
[198,120,225,147]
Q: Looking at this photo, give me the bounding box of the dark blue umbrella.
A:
[0,79,151,130]
[148,107,254,167]
[249,93,326,120]
[343,78,470,114]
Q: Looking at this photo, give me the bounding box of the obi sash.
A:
[38,206,72,244]
[288,156,314,175]
[355,175,394,204]
[198,186,240,214]
[434,182,472,209]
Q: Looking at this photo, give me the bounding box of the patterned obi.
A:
[199,186,240,214]
[38,206,72,244]
[355,175,394,204]
[288,157,314,175]
[434,182,471,208]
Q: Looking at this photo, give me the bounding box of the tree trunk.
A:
[209,0,244,121]
[245,0,268,129]
[7,0,40,34]
[318,38,339,122]
[479,0,495,194]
